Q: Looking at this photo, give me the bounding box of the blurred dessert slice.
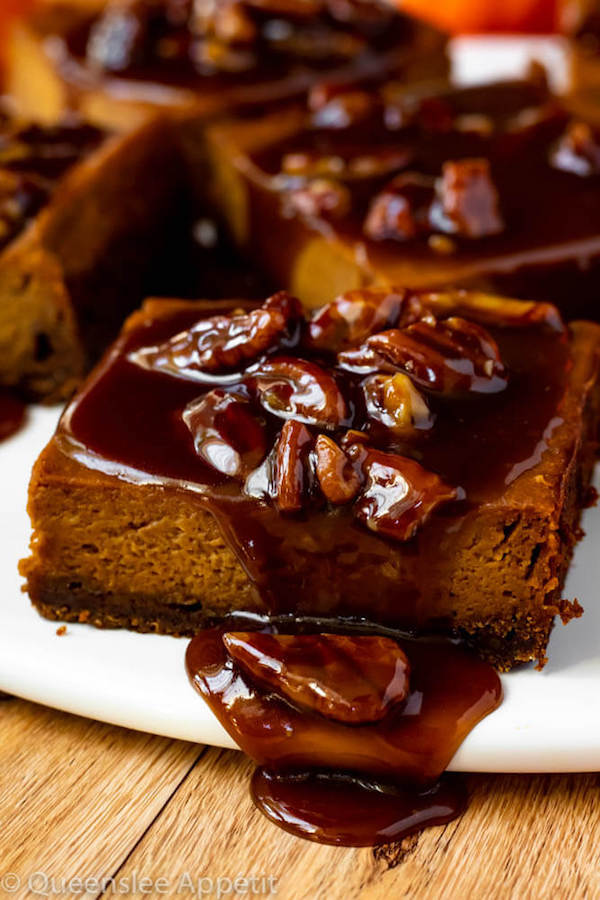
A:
[4,0,448,131]
[0,108,183,400]
[203,76,600,316]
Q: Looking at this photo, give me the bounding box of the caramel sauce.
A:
[0,388,25,442]
[186,625,502,846]
[59,301,570,626]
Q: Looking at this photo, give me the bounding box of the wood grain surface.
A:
[0,695,599,900]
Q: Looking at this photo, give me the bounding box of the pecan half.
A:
[367,317,508,395]
[284,178,350,221]
[337,344,394,375]
[182,389,267,479]
[251,356,348,428]
[430,158,504,239]
[306,289,407,353]
[275,419,313,512]
[222,632,410,723]
[350,447,458,541]
[130,292,302,380]
[364,173,435,242]
[550,120,600,177]
[363,373,434,438]
[414,289,564,333]
[314,434,361,504]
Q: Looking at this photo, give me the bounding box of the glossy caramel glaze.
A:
[58,295,572,627]
[186,624,501,845]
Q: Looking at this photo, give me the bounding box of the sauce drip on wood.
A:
[186,625,502,847]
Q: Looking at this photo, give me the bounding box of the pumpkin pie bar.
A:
[20,286,600,669]
[6,0,447,131]
[204,77,600,315]
[0,108,182,400]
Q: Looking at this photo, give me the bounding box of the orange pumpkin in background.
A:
[388,0,596,33]
[0,0,586,39]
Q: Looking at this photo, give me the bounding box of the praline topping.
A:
[127,287,549,541]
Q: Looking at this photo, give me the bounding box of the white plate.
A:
[1,407,600,773]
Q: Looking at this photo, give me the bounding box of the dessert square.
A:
[0,109,183,400]
[20,287,600,669]
[6,0,447,131]
[205,78,600,316]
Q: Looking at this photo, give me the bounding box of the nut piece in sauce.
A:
[314,434,361,504]
[87,0,152,72]
[430,158,504,239]
[222,632,411,723]
[275,419,313,512]
[550,121,600,177]
[310,89,375,130]
[129,292,302,380]
[284,178,351,221]
[350,447,459,542]
[251,356,348,429]
[364,173,435,242]
[414,289,564,333]
[183,389,268,478]
[363,373,434,438]
[367,317,508,396]
[281,147,414,181]
[306,289,407,353]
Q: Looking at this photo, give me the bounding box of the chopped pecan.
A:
[192,36,256,73]
[281,147,413,181]
[195,0,257,43]
[129,292,302,380]
[251,356,348,429]
[87,0,151,72]
[281,152,346,178]
[314,434,361,504]
[222,631,410,723]
[306,289,407,353]
[367,317,508,396]
[339,428,369,451]
[275,419,313,512]
[337,344,395,375]
[414,289,564,333]
[364,173,435,242]
[550,120,600,177]
[430,158,504,239]
[183,389,267,478]
[382,88,454,133]
[351,448,458,541]
[363,373,434,438]
[311,90,374,129]
[284,178,350,220]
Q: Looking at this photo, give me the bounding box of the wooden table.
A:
[1,693,599,900]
